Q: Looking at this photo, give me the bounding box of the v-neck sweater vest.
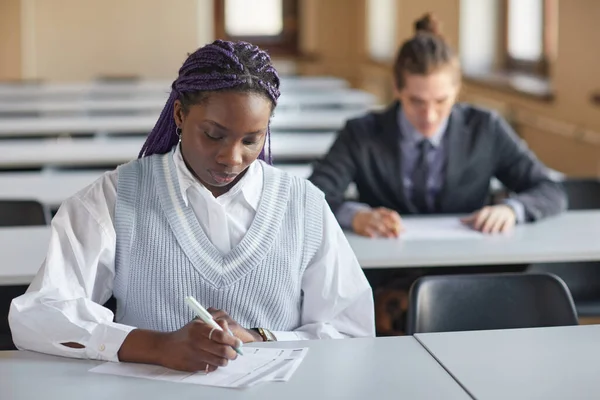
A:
[112,151,324,332]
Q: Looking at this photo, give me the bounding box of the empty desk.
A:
[0,110,360,137]
[415,324,600,400]
[0,226,50,286]
[0,76,349,99]
[0,133,336,169]
[0,89,376,115]
[0,337,471,400]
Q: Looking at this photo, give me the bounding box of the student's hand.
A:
[208,308,263,343]
[157,319,241,372]
[352,207,404,238]
[461,205,516,234]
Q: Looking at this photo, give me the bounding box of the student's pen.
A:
[185,295,244,356]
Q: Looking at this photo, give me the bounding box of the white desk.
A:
[0,110,360,136]
[0,133,335,168]
[0,170,106,207]
[0,226,50,285]
[3,211,599,285]
[0,90,375,114]
[0,165,360,210]
[0,77,348,98]
[0,166,313,208]
[415,324,600,400]
[346,211,600,268]
[0,338,471,400]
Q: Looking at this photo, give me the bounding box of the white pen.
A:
[185,296,244,356]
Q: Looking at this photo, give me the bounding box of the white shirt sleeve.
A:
[272,198,376,341]
[8,171,135,362]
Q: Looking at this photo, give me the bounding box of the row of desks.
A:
[3,324,599,399]
[0,89,376,115]
[0,110,361,136]
[0,133,335,168]
[0,76,350,98]
[0,165,325,210]
[2,211,599,286]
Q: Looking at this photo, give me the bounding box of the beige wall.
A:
[19,0,214,81]
[0,0,22,80]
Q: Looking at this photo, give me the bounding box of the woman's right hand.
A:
[352,207,403,238]
[118,319,242,373]
[159,319,241,372]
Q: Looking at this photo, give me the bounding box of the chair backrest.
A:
[562,178,600,210]
[406,273,578,335]
[0,200,49,227]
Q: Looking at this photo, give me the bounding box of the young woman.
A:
[309,14,566,238]
[9,40,375,372]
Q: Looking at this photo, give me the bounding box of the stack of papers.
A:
[90,347,308,389]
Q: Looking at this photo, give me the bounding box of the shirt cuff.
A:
[334,201,371,230]
[503,199,526,224]
[271,331,311,341]
[86,321,136,362]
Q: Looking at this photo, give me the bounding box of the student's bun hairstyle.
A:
[139,40,281,163]
[393,13,460,90]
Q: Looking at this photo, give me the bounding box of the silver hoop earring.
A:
[175,127,182,142]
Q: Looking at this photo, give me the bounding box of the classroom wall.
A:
[0,0,22,81]
[18,0,214,81]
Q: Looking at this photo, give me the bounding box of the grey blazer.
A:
[309,102,567,222]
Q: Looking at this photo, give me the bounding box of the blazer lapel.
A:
[439,108,470,211]
[380,102,417,213]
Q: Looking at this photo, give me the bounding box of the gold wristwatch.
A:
[254,327,277,342]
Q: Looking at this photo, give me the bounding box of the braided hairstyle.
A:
[139,40,281,162]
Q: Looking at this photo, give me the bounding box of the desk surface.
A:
[0,132,335,168]
[415,324,600,400]
[0,89,375,114]
[0,76,349,98]
[0,337,470,400]
[347,211,600,268]
[0,165,315,208]
[0,109,361,136]
[3,211,599,285]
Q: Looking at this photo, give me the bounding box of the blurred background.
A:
[0,0,598,176]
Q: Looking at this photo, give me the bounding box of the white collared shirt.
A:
[9,146,375,362]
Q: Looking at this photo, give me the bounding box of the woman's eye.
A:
[204,131,222,141]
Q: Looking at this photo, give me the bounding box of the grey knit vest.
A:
[112,151,324,332]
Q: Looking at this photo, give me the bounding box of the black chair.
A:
[528,178,600,317]
[405,273,578,335]
[0,199,49,350]
[0,199,49,227]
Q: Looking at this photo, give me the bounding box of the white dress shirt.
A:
[9,146,375,362]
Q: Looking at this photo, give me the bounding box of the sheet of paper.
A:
[400,217,484,240]
[89,347,308,389]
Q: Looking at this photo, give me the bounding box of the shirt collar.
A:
[172,144,263,211]
[398,107,448,147]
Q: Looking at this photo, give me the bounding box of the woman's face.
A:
[396,68,459,137]
[174,91,272,197]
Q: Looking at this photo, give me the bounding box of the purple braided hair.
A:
[138,40,281,163]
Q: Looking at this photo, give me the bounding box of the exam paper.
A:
[400,217,484,240]
[89,347,308,389]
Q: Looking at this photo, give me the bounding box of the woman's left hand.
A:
[207,308,263,343]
